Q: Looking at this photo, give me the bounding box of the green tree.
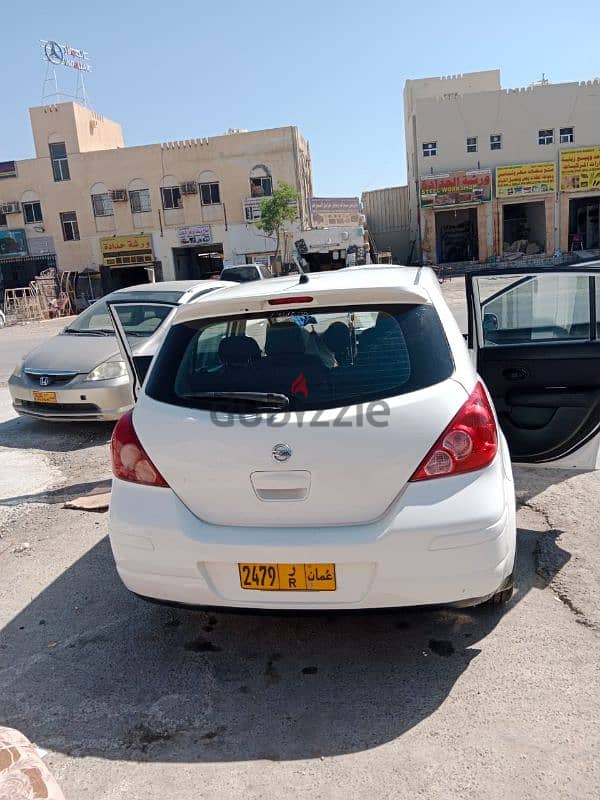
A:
[257,182,299,266]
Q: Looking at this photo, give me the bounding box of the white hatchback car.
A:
[107,266,600,611]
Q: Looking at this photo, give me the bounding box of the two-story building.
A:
[0,102,313,290]
[403,69,600,265]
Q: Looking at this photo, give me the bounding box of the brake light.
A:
[410,382,498,481]
[111,410,169,487]
[268,296,313,305]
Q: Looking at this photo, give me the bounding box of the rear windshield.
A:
[145,304,454,412]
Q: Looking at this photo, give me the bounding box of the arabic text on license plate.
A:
[238,563,336,591]
[32,391,57,403]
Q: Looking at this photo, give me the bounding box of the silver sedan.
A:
[8,279,235,421]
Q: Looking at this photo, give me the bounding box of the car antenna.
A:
[298,273,309,285]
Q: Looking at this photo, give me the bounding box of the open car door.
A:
[467,266,600,469]
[106,301,178,403]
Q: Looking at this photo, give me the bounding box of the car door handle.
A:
[503,367,529,381]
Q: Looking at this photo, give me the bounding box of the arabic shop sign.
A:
[176,225,212,245]
[560,146,600,192]
[496,162,556,198]
[41,40,92,72]
[100,235,153,267]
[311,197,361,226]
[419,169,492,208]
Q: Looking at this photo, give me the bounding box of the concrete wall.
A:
[1,102,311,279]
[361,185,413,262]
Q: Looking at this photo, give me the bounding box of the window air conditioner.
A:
[181,182,198,195]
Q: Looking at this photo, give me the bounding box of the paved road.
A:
[0,308,599,799]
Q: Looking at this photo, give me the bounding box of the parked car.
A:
[106,266,600,612]
[220,263,273,283]
[8,280,236,421]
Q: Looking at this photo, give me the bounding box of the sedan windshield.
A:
[65,299,173,337]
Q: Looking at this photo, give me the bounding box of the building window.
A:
[538,129,554,146]
[560,127,574,144]
[466,137,478,154]
[60,211,79,241]
[23,201,43,224]
[0,212,6,227]
[250,175,273,197]
[490,134,502,151]
[161,186,182,210]
[200,182,221,205]
[129,189,151,213]
[91,193,114,217]
[49,142,70,182]
[422,141,437,158]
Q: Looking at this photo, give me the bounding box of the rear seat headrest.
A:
[218,335,261,366]
[265,323,310,356]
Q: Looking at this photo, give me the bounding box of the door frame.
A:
[466,263,600,468]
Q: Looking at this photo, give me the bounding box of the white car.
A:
[220,263,273,283]
[106,266,600,611]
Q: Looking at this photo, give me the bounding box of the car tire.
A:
[487,573,514,605]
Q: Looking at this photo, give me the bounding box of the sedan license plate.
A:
[239,563,336,591]
[32,391,57,403]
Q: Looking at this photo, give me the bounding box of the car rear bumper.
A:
[109,456,517,610]
[8,375,132,422]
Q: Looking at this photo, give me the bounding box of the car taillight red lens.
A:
[111,410,169,488]
[410,382,498,481]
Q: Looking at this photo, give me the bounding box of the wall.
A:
[1,103,311,279]
[362,185,412,262]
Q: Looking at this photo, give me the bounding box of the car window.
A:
[480,274,591,346]
[146,304,454,412]
[221,266,259,283]
[68,300,173,337]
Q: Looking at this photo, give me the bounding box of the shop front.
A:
[560,146,600,252]
[100,234,157,292]
[420,170,491,264]
[172,225,223,279]
[0,229,57,294]
[496,163,555,256]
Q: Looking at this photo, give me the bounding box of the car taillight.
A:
[111,410,169,488]
[410,382,498,481]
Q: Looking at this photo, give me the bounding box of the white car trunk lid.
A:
[133,379,467,527]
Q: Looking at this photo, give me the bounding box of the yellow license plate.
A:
[32,391,57,403]
[239,563,336,591]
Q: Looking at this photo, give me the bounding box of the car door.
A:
[106,301,178,401]
[467,266,600,468]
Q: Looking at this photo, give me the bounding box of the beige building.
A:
[403,69,600,264]
[0,101,313,290]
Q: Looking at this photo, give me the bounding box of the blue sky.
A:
[2,0,600,196]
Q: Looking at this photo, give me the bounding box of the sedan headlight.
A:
[12,361,24,379]
[85,359,128,381]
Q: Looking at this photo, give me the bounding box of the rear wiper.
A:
[63,328,114,336]
[182,391,290,410]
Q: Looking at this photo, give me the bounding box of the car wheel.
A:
[487,573,514,605]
